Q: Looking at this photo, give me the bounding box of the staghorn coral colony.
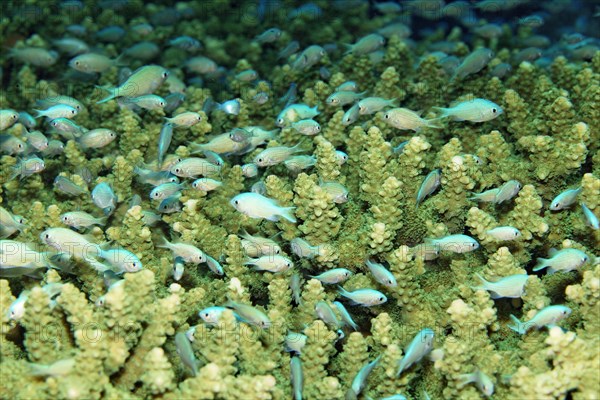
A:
[0,0,599,399]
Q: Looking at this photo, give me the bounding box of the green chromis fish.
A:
[40,228,100,259]
[452,48,494,81]
[290,356,303,400]
[290,237,321,259]
[365,259,397,288]
[0,207,27,237]
[205,254,224,275]
[244,255,293,273]
[254,28,282,44]
[92,182,117,215]
[284,155,316,173]
[533,248,588,274]
[165,112,202,127]
[344,33,385,56]
[549,187,582,211]
[290,273,302,305]
[357,97,397,115]
[240,231,282,257]
[333,301,358,330]
[157,236,206,264]
[469,188,500,203]
[175,332,200,376]
[457,369,494,397]
[397,328,435,376]
[416,169,441,208]
[508,305,571,335]
[149,182,184,201]
[337,287,387,306]
[291,119,321,135]
[485,226,522,241]
[97,248,143,273]
[96,65,169,104]
[342,103,360,126]
[10,157,45,180]
[433,98,503,123]
[285,331,307,354]
[383,108,441,132]
[349,356,381,398]
[315,301,341,329]
[60,211,107,229]
[191,178,222,192]
[120,94,166,110]
[0,134,26,155]
[231,192,296,223]
[77,129,117,149]
[34,105,78,120]
[425,234,479,253]
[581,203,599,230]
[29,358,76,378]
[199,306,241,326]
[69,53,121,73]
[276,104,319,127]
[326,90,367,107]
[170,157,221,178]
[309,268,353,284]
[24,130,47,151]
[224,300,271,329]
[472,273,528,299]
[0,109,19,130]
[36,95,84,113]
[495,180,521,203]
[319,181,349,204]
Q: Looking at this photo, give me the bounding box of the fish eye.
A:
[175,168,181,173]
[359,106,365,112]
[492,108,497,113]
[379,297,384,301]
[131,262,137,268]
[45,234,50,239]
[275,249,280,254]
[17,143,23,149]
[162,71,169,78]
[316,126,321,131]
[234,200,239,205]
[258,158,263,163]
[204,312,209,318]
[388,279,393,284]
[384,113,389,119]
[62,216,69,222]
[74,61,81,66]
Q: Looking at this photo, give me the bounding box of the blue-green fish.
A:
[175,332,200,376]
[231,193,296,223]
[96,65,169,104]
[310,268,352,284]
[533,248,588,274]
[315,301,340,329]
[508,305,571,335]
[581,203,599,230]
[337,287,387,307]
[92,182,117,215]
[290,356,303,400]
[53,176,87,196]
[472,273,528,299]
[458,369,494,397]
[333,301,358,330]
[224,300,271,329]
[549,187,582,211]
[397,328,435,376]
[416,169,441,208]
[350,356,381,397]
[425,234,479,253]
[365,259,397,288]
[433,99,503,122]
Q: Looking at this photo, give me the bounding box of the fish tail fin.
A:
[425,118,444,129]
[279,207,297,223]
[456,372,475,389]
[470,272,488,291]
[32,109,45,119]
[95,85,116,104]
[508,314,525,334]
[431,107,449,119]
[532,258,548,271]
[156,235,170,249]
